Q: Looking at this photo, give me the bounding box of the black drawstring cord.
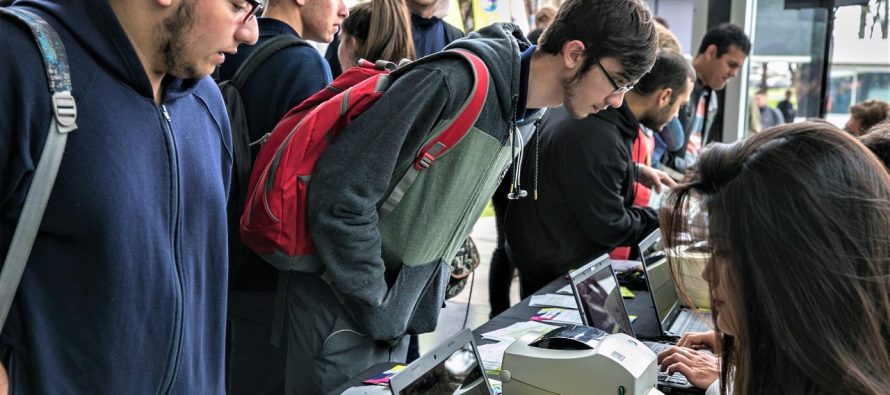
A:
[533,118,541,200]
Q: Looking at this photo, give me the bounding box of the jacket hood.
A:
[17,0,201,100]
[595,102,640,139]
[446,23,530,122]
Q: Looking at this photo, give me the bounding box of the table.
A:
[473,275,661,347]
[331,274,662,394]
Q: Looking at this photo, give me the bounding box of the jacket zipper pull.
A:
[161,105,172,123]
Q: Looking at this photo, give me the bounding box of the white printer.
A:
[499,325,662,395]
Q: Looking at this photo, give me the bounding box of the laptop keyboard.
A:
[657,371,691,385]
[645,341,671,354]
[669,309,711,334]
[644,342,695,388]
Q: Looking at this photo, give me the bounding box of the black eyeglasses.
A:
[241,0,263,23]
[594,57,635,95]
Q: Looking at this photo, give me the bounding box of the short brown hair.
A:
[850,100,890,135]
[859,121,890,169]
[538,0,657,83]
[655,23,681,52]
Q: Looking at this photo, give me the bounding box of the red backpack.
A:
[240,49,489,270]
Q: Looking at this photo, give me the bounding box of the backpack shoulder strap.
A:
[378,49,489,218]
[230,34,309,90]
[0,7,77,331]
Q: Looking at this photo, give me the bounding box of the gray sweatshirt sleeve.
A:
[307,66,460,307]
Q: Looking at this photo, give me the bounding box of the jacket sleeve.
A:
[557,124,659,251]
[307,64,467,307]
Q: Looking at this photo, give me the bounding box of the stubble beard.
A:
[158,0,200,79]
[561,75,587,120]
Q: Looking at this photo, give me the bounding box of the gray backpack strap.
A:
[0,7,77,331]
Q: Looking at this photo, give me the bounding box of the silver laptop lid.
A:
[638,230,682,336]
[568,254,635,337]
[389,329,492,395]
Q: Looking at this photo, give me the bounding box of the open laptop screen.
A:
[569,254,634,336]
[390,329,491,395]
[638,230,682,335]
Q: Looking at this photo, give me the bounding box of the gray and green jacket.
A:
[308,23,533,340]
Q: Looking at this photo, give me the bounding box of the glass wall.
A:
[746,0,890,129]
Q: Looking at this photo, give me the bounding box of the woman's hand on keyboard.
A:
[677,330,716,351]
[657,346,720,390]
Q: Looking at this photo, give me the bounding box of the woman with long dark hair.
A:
[657,122,890,394]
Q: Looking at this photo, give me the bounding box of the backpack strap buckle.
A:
[52,91,77,132]
[415,152,435,170]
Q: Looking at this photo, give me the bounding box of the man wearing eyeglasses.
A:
[215,0,347,394]
[293,0,656,393]
[505,49,694,297]
[0,0,258,393]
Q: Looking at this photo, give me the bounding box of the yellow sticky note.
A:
[620,286,635,299]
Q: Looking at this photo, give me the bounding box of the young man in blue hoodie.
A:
[0,0,258,392]
[281,0,658,392]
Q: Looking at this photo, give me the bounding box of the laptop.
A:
[638,230,712,339]
[568,253,704,395]
[389,329,493,395]
[567,254,635,335]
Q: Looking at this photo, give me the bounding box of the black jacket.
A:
[505,104,659,285]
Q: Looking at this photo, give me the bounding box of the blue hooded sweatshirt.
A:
[0,0,232,393]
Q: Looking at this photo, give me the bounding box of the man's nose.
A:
[237,17,260,45]
[606,91,626,109]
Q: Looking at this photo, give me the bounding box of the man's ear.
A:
[561,40,586,71]
[295,0,307,7]
[705,44,718,60]
[658,87,673,107]
[157,0,174,8]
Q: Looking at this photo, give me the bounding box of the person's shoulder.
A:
[272,38,324,64]
[261,39,328,80]
[191,76,229,124]
[443,21,465,41]
[1,12,51,77]
[395,53,476,90]
[542,113,612,148]
[0,10,58,115]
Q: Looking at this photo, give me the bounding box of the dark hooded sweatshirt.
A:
[505,105,659,294]
[0,0,232,392]
[307,23,540,340]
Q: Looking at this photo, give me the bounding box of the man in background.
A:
[777,90,795,123]
[663,23,750,173]
[506,49,692,297]
[217,0,347,393]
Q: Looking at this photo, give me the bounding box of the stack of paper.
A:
[529,293,577,309]
[479,320,559,343]
[477,341,512,375]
